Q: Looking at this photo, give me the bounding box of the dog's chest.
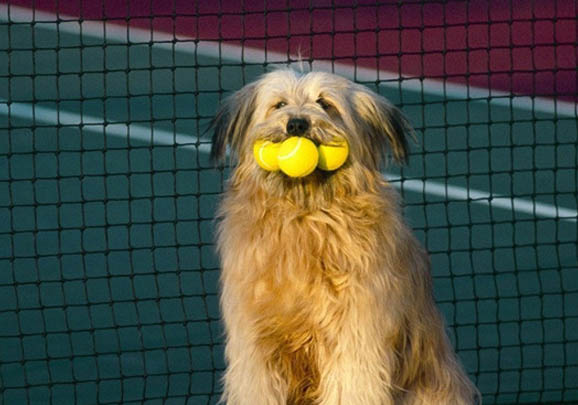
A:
[229,208,372,311]
[220,191,388,321]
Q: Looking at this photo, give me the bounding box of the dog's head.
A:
[211,70,412,199]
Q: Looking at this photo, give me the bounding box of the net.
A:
[0,1,576,404]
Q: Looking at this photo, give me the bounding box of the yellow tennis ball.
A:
[253,140,281,171]
[317,138,349,171]
[278,137,319,178]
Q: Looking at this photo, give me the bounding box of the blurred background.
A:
[0,1,576,404]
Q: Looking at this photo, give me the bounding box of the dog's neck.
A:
[218,164,406,288]
[226,164,397,214]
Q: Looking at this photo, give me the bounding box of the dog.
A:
[210,70,480,405]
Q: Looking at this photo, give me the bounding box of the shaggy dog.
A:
[210,70,479,405]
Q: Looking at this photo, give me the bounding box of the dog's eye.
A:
[274,101,287,109]
[316,98,331,110]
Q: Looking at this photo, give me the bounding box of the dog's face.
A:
[211,70,411,198]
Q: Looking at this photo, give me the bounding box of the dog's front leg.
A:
[220,286,288,405]
[221,340,287,405]
[315,297,398,405]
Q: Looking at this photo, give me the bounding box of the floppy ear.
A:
[352,85,413,166]
[209,82,259,163]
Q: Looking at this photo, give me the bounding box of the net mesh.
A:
[0,1,577,404]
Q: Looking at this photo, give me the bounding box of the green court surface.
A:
[1,22,577,405]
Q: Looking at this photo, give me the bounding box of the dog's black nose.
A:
[286,118,310,136]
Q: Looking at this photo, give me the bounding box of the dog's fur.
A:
[211,70,479,405]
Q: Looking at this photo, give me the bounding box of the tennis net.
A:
[0,1,576,404]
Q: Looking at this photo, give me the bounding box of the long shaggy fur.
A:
[211,70,480,405]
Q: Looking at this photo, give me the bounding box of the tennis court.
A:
[1,1,577,404]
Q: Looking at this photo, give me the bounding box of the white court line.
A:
[0,100,210,153]
[389,178,577,222]
[2,100,576,222]
[1,5,576,222]
[2,3,576,117]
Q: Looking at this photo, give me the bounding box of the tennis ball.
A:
[317,138,349,171]
[253,140,281,171]
[278,136,319,178]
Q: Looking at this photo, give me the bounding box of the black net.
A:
[0,1,576,404]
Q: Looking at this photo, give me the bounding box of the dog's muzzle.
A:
[286,117,310,136]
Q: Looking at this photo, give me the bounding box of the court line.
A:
[0,100,209,153]
[2,99,576,222]
[1,3,576,117]
[390,178,577,222]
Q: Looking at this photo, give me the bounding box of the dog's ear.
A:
[210,82,259,163]
[352,85,413,166]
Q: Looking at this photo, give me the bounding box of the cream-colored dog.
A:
[211,70,479,405]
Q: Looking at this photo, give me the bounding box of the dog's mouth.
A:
[268,162,345,188]
[260,132,322,146]
[253,118,346,144]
